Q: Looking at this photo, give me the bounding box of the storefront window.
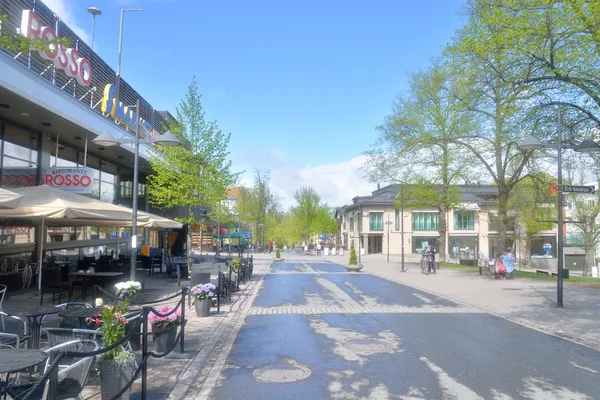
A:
[530,235,556,258]
[449,236,478,259]
[1,123,39,188]
[413,236,438,254]
[0,226,34,245]
[454,210,475,230]
[357,212,363,231]
[369,212,383,231]
[413,213,439,230]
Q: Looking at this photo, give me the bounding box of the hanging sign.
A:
[20,10,93,86]
[44,167,94,194]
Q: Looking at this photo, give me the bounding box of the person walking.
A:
[316,243,322,256]
[500,247,515,278]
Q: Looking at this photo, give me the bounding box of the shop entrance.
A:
[368,235,383,254]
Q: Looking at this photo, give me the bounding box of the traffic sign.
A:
[561,185,595,194]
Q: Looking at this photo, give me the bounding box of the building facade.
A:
[338,184,559,266]
[0,0,196,258]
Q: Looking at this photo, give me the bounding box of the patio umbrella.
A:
[0,188,23,209]
[0,185,150,292]
[139,212,183,229]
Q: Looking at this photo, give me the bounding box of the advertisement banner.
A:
[44,167,94,194]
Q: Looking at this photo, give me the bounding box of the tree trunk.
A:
[187,205,192,270]
[438,206,447,262]
[497,187,510,253]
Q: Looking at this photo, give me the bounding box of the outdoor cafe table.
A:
[69,271,123,300]
[2,305,59,349]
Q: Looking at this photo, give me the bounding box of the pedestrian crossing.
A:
[247,305,483,315]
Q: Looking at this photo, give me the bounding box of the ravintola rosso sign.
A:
[44,168,94,194]
[19,10,93,86]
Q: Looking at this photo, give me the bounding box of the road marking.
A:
[412,293,433,304]
[420,356,484,399]
[570,361,599,374]
[247,306,483,315]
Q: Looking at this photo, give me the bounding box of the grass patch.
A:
[438,262,479,271]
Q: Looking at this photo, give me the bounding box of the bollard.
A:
[180,288,186,354]
[141,307,149,400]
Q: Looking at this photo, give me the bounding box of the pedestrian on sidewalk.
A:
[317,243,322,256]
[500,248,515,278]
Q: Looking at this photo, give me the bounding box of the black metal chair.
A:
[40,269,70,306]
[6,339,99,400]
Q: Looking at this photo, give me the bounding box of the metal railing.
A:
[35,287,188,400]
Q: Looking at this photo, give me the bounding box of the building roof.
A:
[340,184,500,212]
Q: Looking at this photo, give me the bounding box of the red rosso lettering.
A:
[3,174,35,187]
[45,174,91,187]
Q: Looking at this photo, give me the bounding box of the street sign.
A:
[561,185,595,194]
[245,232,252,239]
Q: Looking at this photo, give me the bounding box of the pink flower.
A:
[115,312,122,319]
[122,317,128,325]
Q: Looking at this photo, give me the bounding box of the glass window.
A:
[413,213,439,230]
[449,237,479,259]
[343,216,346,231]
[454,210,474,230]
[357,212,363,231]
[488,213,515,231]
[413,237,438,254]
[369,212,383,231]
[395,209,399,230]
[0,226,34,245]
[350,216,354,231]
[530,235,556,258]
[488,236,514,259]
[1,124,39,188]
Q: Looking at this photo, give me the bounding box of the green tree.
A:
[291,187,322,242]
[148,77,240,264]
[508,174,556,265]
[240,169,278,246]
[364,60,475,260]
[349,248,358,265]
[0,15,72,52]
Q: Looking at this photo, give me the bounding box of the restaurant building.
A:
[0,0,195,259]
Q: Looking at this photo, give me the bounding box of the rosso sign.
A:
[20,10,93,86]
[44,168,94,194]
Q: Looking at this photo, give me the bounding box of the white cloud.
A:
[43,0,92,46]
[235,147,375,210]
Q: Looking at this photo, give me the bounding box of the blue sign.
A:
[245,232,252,239]
[121,231,130,238]
[321,233,327,239]
[543,243,552,254]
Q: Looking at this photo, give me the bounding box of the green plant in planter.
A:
[89,302,131,360]
[231,258,241,272]
[276,249,281,259]
[349,248,358,265]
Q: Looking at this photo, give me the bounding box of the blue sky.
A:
[48,0,466,207]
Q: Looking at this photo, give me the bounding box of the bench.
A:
[536,270,559,277]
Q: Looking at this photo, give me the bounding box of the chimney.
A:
[377,183,380,190]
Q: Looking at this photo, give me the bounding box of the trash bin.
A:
[324,247,330,256]
[563,269,570,279]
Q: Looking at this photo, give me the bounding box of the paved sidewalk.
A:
[323,253,600,351]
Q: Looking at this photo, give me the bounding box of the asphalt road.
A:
[209,259,600,399]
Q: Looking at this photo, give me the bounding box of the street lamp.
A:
[385,219,393,263]
[517,107,600,307]
[92,128,181,280]
[87,7,101,52]
[115,8,144,108]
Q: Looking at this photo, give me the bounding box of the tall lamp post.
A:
[517,107,600,307]
[385,219,393,263]
[93,129,181,280]
[115,8,144,106]
[87,7,102,52]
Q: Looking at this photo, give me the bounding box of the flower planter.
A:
[195,298,212,317]
[152,324,178,353]
[345,264,363,272]
[99,357,136,400]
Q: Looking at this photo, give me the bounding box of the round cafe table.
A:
[0,349,48,374]
[3,305,59,349]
